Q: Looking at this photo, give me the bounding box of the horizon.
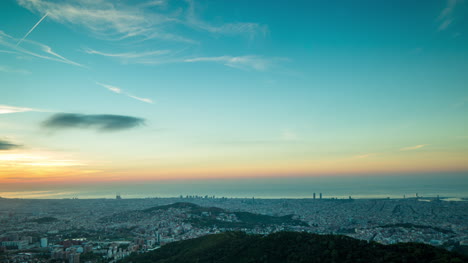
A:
[1,0,468,198]
[1,172,467,199]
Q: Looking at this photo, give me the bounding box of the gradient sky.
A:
[1,0,468,192]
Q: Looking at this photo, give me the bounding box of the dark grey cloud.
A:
[42,113,145,132]
[0,139,21,150]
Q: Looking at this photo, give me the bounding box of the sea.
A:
[1,173,467,200]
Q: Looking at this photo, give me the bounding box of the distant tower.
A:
[313,193,316,200]
[319,193,322,200]
[116,193,122,200]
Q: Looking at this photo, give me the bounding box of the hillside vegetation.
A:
[119,231,467,263]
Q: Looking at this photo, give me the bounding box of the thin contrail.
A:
[16,12,49,47]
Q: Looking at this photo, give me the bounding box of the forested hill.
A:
[101,202,308,229]
[119,231,467,263]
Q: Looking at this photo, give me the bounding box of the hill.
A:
[101,202,308,229]
[119,231,467,263]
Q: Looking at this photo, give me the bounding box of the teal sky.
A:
[0,0,467,191]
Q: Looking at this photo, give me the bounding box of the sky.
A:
[0,0,467,196]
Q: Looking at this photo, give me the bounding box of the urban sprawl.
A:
[0,195,467,263]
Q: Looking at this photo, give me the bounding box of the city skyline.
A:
[1,0,468,195]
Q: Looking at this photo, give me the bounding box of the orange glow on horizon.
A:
[1,148,467,184]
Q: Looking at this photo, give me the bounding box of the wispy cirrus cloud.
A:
[400,144,429,151]
[42,113,145,132]
[0,105,43,114]
[0,50,20,55]
[0,31,84,67]
[140,0,167,7]
[0,65,30,74]
[85,48,171,64]
[96,82,154,104]
[185,0,267,38]
[86,48,277,71]
[13,0,277,72]
[437,0,461,31]
[16,0,266,42]
[17,0,162,41]
[184,55,273,71]
[85,49,170,59]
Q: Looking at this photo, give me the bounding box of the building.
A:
[84,244,93,253]
[68,252,80,263]
[1,240,28,250]
[40,237,48,248]
[21,236,33,244]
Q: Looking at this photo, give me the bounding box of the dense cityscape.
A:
[1,195,467,263]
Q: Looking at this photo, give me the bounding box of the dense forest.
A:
[119,231,467,263]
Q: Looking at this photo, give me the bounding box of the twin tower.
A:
[313,193,322,200]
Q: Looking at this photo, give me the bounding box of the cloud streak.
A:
[437,0,460,31]
[85,48,171,64]
[85,48,279,71]
[0,105,42,114]
[0,31,84,67]
[96,82,122,94]
[353,153,376,159]
[42,113,145,132]
[85,48,280,71]
[96,82,153,104]
[16,12,48,47]
[85,47,278,72]
[127,95,154,104]
[85,49,170,59]
[0,65,30,74]
[400,144,429,151]
[184,56,273,71]
[0,139,22,150]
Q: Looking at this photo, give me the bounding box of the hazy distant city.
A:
[1,195,467,263]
